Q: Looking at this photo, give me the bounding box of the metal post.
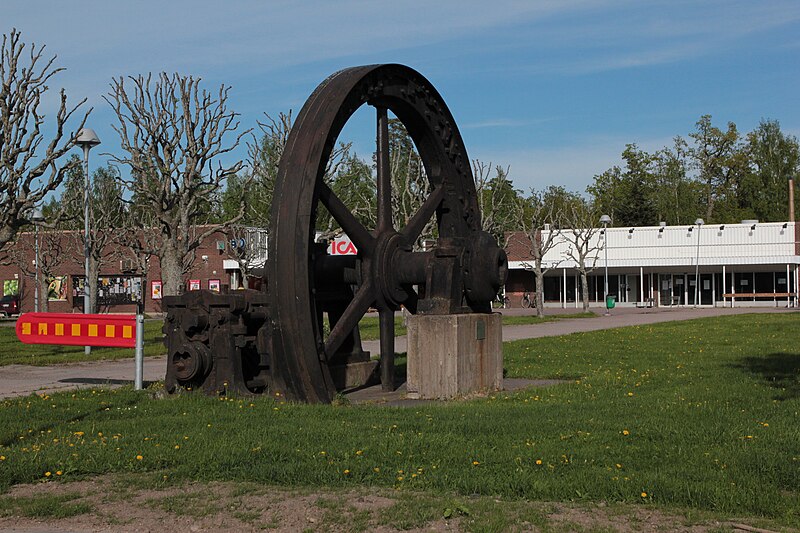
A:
[76,128,100,354]
[600,214,611,315]
[83,145,91,355]
[135,310,144,390]
[694,219,703,307]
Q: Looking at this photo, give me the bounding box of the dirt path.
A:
[0,475,761,533]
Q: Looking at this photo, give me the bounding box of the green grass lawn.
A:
[0,313,798,527]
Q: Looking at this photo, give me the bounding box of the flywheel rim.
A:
[269,64,481,403]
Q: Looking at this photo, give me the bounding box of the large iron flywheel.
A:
[268,64,506,403]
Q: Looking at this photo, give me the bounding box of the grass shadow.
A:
[737,352,800,401]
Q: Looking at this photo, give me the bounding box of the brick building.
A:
[0,226,268,315]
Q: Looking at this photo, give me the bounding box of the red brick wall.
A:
[0,228,251,314]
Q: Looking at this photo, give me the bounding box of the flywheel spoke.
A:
[376,106,393,233]
[318,181,376,255]
[324,280,375,357]
[401,185,445,244]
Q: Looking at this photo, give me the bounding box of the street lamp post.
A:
[600,214,611,316]
[31,209,45,312]
[76,128,101,355]
[694,218,704,307]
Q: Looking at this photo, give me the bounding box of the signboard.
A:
[209,279,221,292]
[151,281,162,300]
[3,280,18,296]
[16,313,136,348]
[72,276,143,306]
[328,237,358,256]
[47,275,68,301]
[189,279,201,291]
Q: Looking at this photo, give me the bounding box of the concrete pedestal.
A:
[406,313,503,399]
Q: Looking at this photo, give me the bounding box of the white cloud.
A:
[475,134,676,194]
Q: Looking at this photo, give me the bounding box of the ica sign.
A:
[328,237,358,256]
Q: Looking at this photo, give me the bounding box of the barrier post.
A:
[135,301,144,391]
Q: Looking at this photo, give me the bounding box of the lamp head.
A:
[75,128,101,149]
[31,209,45,223]
[694,218,704,226]
[599,214,611,225]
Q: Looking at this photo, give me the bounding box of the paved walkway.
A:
[0,306,795,398]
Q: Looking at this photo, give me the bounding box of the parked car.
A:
[0,294,19,317]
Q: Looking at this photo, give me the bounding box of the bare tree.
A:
[0,29,88,248]
[561,200,602,311]
[517,188,565,316]
[1,228,67,312]
[106,73,249,295]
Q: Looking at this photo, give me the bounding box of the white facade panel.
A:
[534,221,798,269]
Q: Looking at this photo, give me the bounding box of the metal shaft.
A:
[377,107,392,233]
[379,308,395,391]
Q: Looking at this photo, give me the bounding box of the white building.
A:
[505,221,800,308]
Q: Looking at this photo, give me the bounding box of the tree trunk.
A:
[580,270,590,311]
[238,266,249,289]
[533,263,546,318]
[37,275,48,313]
[160,244,184,296]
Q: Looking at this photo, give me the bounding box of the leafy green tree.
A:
[43,160,127,312]
[651,139,704,225]
[689,115,749,222]
[739,119,800,222]
[473,161,523,244]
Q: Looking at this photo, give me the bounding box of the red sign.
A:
[15,313,136,348]
[328,239,358,255]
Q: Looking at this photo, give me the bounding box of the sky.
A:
[3,0,799,194]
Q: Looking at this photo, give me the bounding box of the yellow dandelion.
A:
[622,430,630,436]
[397,476,404,481]
[343,469,350,475]
[627,392,634,397]
[174,445,180,450]
[355,450,363,456]
[74,431,84,437]
[0,455,5,461]
[535,459,542,465]
[472,461,480,466]
[44,471,51,477]
[641,491,648,498]
[373,467,380,473]
[135,454,143,461]
[56,471,62,476]
[615,463,622,469]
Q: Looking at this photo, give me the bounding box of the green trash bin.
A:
[605,295,616,309]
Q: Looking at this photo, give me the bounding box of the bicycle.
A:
[521,292,533,309]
